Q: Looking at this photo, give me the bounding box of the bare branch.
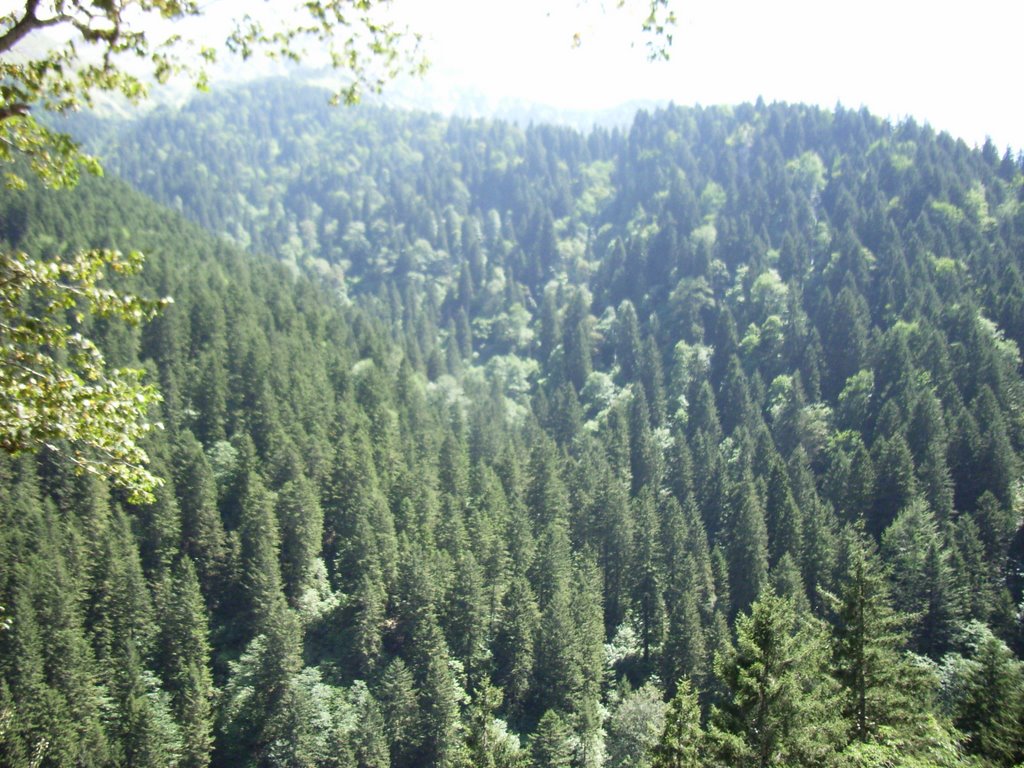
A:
[0,0,65,55]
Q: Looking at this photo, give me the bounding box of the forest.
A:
[1,78,1024,767]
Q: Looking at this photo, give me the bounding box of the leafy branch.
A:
[0,247,170,501]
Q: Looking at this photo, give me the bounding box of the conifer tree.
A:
[787,448,838,606]
[236,469,287,641]
[639,334,668,426]
[29,519,112,765]
[869,434,918,537]
[563,288,593,393]
[907,391,955,520]
[493,574,540,727]
[171,430,226,602]
[708,592,845,768]
[1,570,94,766]
[652,681,706,768]
[350,682,392,768]
[616,300,643,384]
[629,387,662,496]
[155,556,214,768]
[954,631,1024,766]
[570,553,606,765]
[110,640,183,768]
[630,491,667,669]
[662,565,709,694]
[824,284,870,399]
[764,455,802,567]
[828,527,929,744]
[378,657,419,768]
[725,472,769,617]
[951,515,997,623]
[532,519,581,719]
[591,458,632,634]
[880,499,961,656]
[444,547,490,687]
[84,507,157,672]
[217,605,304,767]
[526,438,570,529]
[974,490,1016,575]
[409,615,467,768]
[531,709,575,768]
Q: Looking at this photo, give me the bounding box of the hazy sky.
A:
[46,0,1018,149]
[387,0,1022,151]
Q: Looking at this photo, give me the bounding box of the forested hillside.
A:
[3,80,1024,766]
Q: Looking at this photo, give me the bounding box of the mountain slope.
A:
[1,82,1022,766]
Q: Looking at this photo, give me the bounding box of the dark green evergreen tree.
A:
[708,593,845,768]
[652,681,706,768]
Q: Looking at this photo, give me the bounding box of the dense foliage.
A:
[2,80,1024,766]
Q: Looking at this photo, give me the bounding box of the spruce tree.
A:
[378,657,420,768]
[724,472,769,617]
[955,631,1024,766]
[708,592,845,768]
[652,681,706,768]
[155,556,214,768]
[829,527,929,744]
[530,709,575,768]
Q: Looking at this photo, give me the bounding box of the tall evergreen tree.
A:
[828,527,933,746]
[155,556,214,768]
[708,592,845,768]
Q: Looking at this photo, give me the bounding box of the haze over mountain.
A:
[67,0,1024,149]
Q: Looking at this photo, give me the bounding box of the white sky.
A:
[386,0,1023,151]
[9,0,1018,149]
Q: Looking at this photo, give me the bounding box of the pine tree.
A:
[378,657,420,768]
[493,574,540,727]
[276,470,324,604]
[530,709,575,768]
[171,430,226,602]
[708,592,845,768]
[630,491,667,670]
[725,473,769,617]
[955,631,1024,766]
[652,681,706,768]
[829,527,928,744]
[155,556,214,768]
